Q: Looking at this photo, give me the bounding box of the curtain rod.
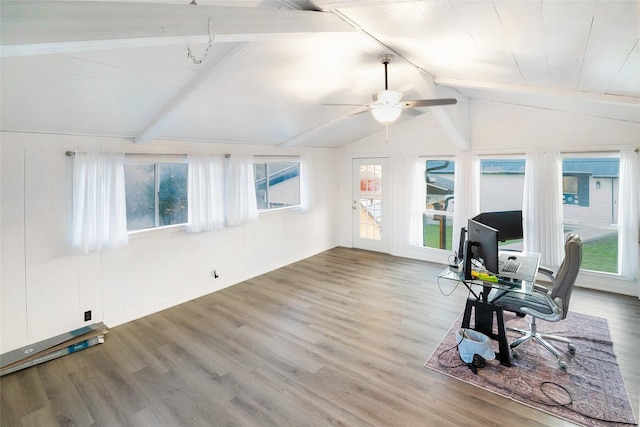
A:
[561,148,639,155]
[65,151,232,158]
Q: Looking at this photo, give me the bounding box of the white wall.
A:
[0,133,338,354]
[336,101,640,296]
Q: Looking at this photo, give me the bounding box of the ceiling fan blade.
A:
[402,98,457,108]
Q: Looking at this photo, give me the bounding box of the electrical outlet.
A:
[84,310,92,322]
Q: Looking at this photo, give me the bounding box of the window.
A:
[562,155,619,273]
[254,160,300,210]
[422,159,455,250]
[124,161,188,231]
[479,158,526,249]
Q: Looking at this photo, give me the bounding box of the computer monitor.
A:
[472,210,523,242]
[467,218,499,274]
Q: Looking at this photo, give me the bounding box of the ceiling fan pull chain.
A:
[186,17,213,65]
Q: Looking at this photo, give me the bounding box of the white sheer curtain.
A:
[523,151,563,266]
[408,157,426,247]
[71,151,128,254]
[617,148,640,280]
[225,154,259,226]
[187,154,225,232]
[300,154,313,213]
[453,152,480,254]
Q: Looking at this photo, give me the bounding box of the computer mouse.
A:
[508,255,517,260]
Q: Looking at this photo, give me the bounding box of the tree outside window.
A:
[124,162,188,231]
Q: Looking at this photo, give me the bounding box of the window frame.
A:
[561,152,620,275]
[123,155,188,234]
[420,157,456,251]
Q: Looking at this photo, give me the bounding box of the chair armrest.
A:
[538,266,554,277]
[533,283,551,293]
[519,291,563,322]
[534,267,555,293]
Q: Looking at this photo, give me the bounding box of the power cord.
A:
[436,275,462,297]
[436,254,464,297]
[435,332,466,369]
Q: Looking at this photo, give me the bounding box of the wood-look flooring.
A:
[2,247,639,426]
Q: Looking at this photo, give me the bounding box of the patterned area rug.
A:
[425,311,637,427]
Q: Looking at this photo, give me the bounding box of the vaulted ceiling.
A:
[2,0,639,149]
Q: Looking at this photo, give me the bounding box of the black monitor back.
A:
[473,210,523,241]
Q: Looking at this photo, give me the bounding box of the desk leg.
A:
[461,299,512,367]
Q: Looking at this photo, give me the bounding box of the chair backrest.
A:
[550,233,583,319]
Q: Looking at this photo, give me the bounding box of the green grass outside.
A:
[581,235,618,273]
[423,225,618,274]
[424,224,453,251]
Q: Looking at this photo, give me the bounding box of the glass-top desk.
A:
[438,251,541,366]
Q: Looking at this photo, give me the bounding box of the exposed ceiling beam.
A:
[312,0,416,9]
[0,2,355,57]
[435,77,640,107]
[405,70,471,151]
[278,106,368,148]
[135,42,259,144]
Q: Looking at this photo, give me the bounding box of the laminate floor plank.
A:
[67,365,136,427]
[36,361,95,426]
[1,247,638,426]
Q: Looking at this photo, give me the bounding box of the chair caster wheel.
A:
[511,349,520,359]
[558,360,568,372]
[568,343,576,355]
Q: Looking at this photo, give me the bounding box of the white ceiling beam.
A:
[0,2,355,57]
[435,77,640,107]
[278,107,368,148]
[405,70,470,151]
[135,42,260,144]
[312,0,413,9]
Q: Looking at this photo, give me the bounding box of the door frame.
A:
[352,157,391,253]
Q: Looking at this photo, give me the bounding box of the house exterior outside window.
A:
[422,159,455,250]
[254,160,300,211]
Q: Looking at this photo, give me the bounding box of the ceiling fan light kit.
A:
[371,90,403,123]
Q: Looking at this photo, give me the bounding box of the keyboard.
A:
[502,259,521,273]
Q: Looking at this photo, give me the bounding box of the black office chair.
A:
[491,233,583,371]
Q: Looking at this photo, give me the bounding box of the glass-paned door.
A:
[352,158,390,253]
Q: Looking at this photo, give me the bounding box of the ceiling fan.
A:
[329,54,457,124]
